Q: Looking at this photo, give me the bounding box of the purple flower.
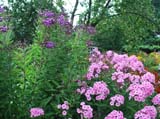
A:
[57,14,65,26]
[74,24,86,31]
[86,26,96,35]
[86,40,93,47]
[42,18,55,27]
[41,10,55,17]
[0,26,8,32]
[45,41,55,48]
[63,21,72,34]
[30,107,44,118]
[0,6,4,13]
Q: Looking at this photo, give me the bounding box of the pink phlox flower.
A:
[127,82,154,102]
[134,106,157,119]
[141,72,155,84]
[57,101,69,116]
[110,94,125,107]
[104,110,125,119]
[30,107,44,118]
[152,94,160,105]
[77,102,93,119]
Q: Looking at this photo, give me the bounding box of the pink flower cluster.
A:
[110,94,124,107]
[76,80,88,94]
[86,48,109,80]
[152,94,160,105]
[92,81,110,101]
[30,107,44,118]
[57,101,69,116]
[76,48,158,118]
[112,71,131,86]
[127,81,154,102]
[87,48,155,85]
[110,53,144,73]
[104,49,156,103]
[141,72,155,83]
[77,81,110,101]
[112,71,155,87]
[86,62,109,80]
[104,110,125,119]
[110,51,155,86]
[134,106,157,119]
[77,102,93,119]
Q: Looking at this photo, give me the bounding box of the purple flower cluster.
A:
[77,102,93,119]
[104,110,125,119]
[57,101,69,116]
[86,40,94,47]
[30,107,44,118]
[42,10,55,18]
[86,26,96,34]
[134,106,157,119]
[57,14,65,26]
[42,18,56,27]
[0,26,8,32]
[152,94,160,105]
[0,5,4,13]
[40,10,72,34]
[75,24,96,35]
[44,41,55,48]
[110,94,124,107]
[0,5,9,33]
[77,81,110,101]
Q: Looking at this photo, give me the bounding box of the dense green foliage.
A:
[8,0,38,43]
[92,0,158,52]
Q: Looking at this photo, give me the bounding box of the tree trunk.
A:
[87,0,92,25]
[71,0,79,25]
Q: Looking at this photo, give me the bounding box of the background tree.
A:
[82,0,159,52]
[8,0,62,44]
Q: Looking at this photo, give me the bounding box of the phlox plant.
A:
[53,47,160,119]
[66,48,160,119]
